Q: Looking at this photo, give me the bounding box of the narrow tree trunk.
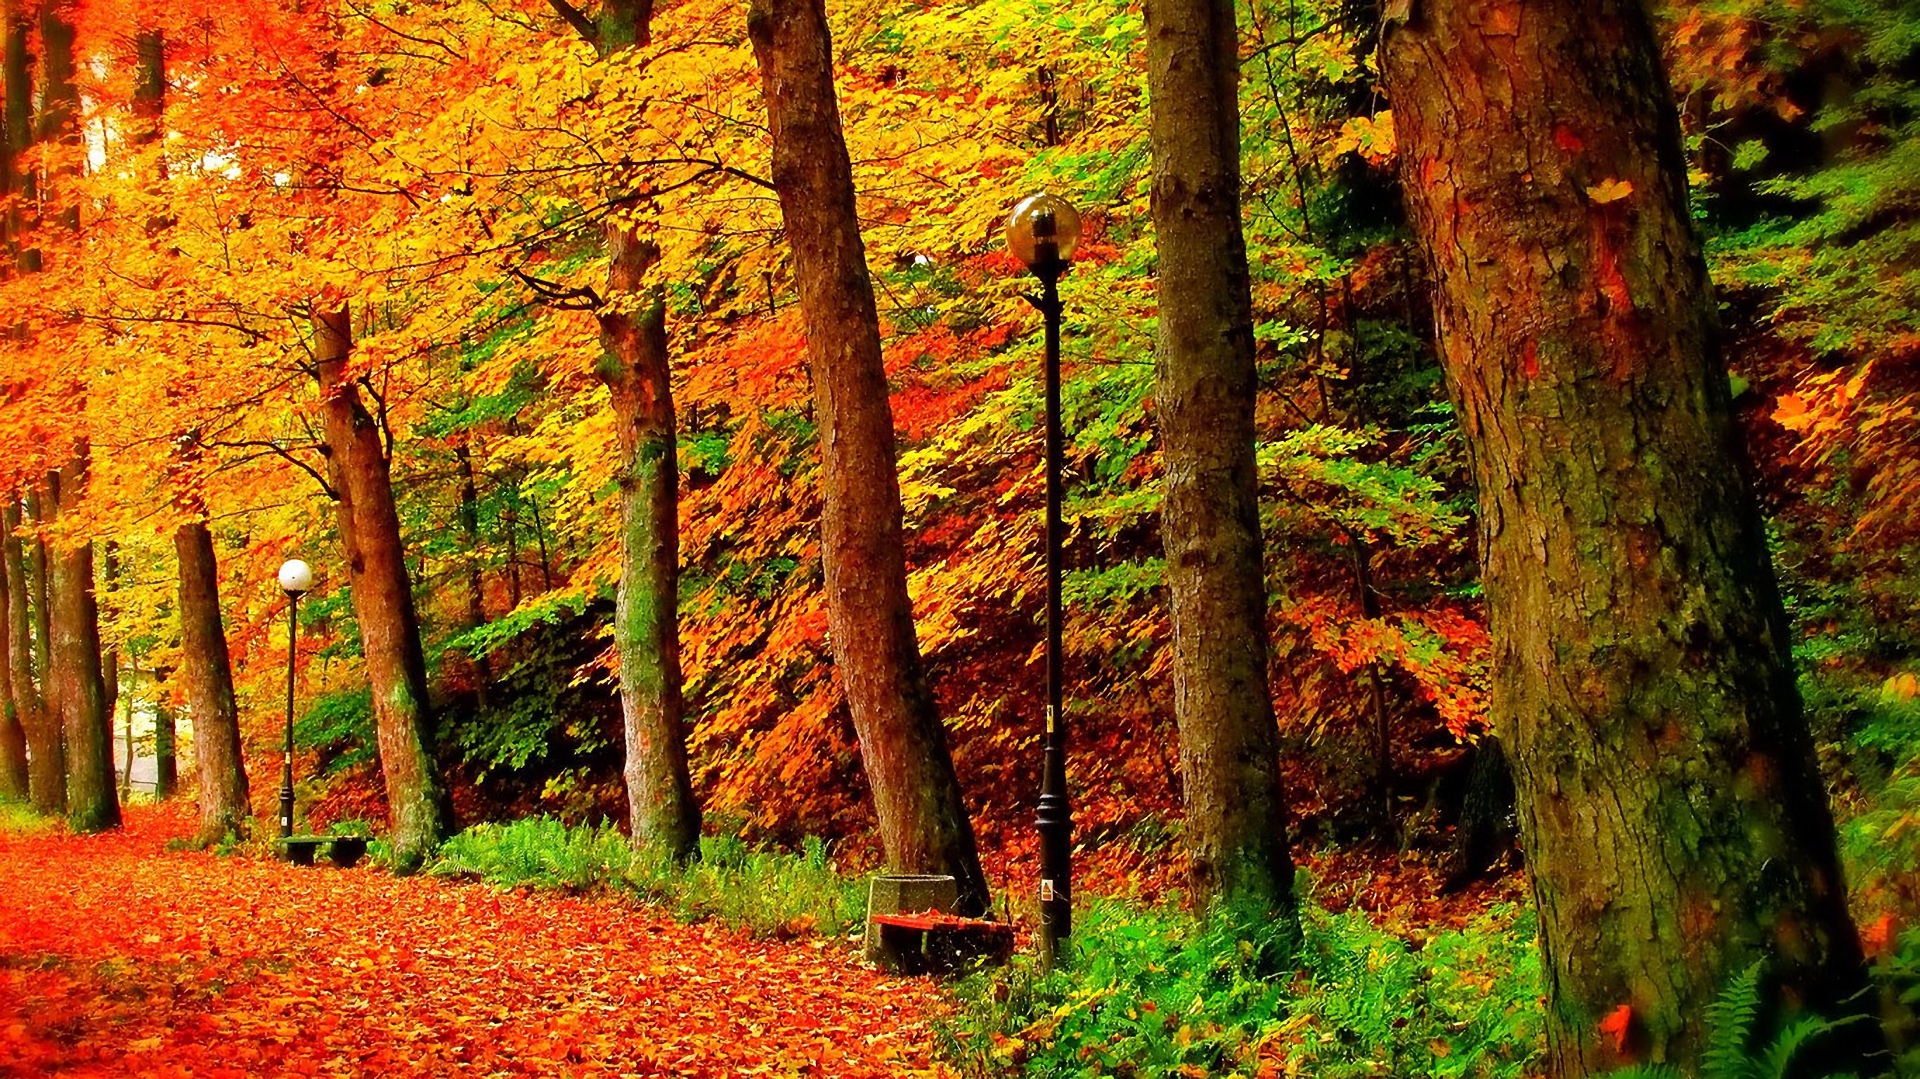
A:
[47,450,117,833]
[1381,3,1878,1073]
[598,229,701,860]
[1143,0,1297,918]
[0,526,25,801]
[176,519,251,842]
[539,0,703,860]
[315,305,452,870]
[452,438,493,699]
[748,0,988,914]
[5,502,54,813]
[25,491,49,728]
[100,543,119,780]
[151,679,175,800]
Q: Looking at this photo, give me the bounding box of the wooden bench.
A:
[278,835,371,868]
[868,911,1014,975]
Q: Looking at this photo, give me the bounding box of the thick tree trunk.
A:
[1143,0,1297,918]
[1381,3,1879,1073]
[5,503,54,813]
[315,305,452,869]
[0,527,25,801]
[177,520,251,842]
[47,451,116,832]
[747,0,988,914]
[25,492,49,731]
[597,230,701,860]
[99,543,119,788]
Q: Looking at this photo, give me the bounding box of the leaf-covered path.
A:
[0,807,946,1077]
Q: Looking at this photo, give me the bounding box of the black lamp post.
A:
[1005,192,1081,968]
[276,558,313,843]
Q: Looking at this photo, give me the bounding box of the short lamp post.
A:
[1005,192,1081,968]
[277,558,313,842]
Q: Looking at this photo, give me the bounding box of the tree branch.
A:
[545,0,600,44]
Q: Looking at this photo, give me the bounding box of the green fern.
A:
[1607,961,1866,1079]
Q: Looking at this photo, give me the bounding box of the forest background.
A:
[0,0,1917,1074]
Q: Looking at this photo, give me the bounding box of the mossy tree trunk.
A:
[1143,0,1298,919]
[315,305,452,869]
[747,0,988,914]
[1381,2,1880,1073]
[542,0,703,861]
[47,450,116,833]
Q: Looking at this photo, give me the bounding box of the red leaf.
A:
[1599,1003,1634,1054]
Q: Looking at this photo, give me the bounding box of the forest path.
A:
[0,805,946,1077]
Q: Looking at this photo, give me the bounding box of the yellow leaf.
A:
[1585,178,1634,204]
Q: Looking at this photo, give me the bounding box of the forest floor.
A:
[0,804,946,1078]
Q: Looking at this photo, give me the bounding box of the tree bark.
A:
[597,230,702,860]
[47,450,116,832]
[5,502,54,813]
[176,519,251,842]
[1381,2,1879,1073]
[0,520,25,801]
[452,437,492,701]
[747,0,988,914]
[315,305,452,869]
[1143,0,1298,918]
[538,0,703,859]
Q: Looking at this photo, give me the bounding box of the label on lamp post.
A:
[1040,879,1056,902]
[1046,705,1056,735]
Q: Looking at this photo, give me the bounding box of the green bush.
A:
[426,817,863,939]
[934,899,1542,1079]
[0,799,53,835]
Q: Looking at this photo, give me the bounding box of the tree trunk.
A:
[47,450,117,833]
[1381,3,1879,1073]
[747,0,988,914]
[5,502,54,813]
[176,519,251,842]
[1143,0,1298,918]
[151,683,176,799]
[452,437,492,700]
[597,229,702,860]
[0,521,25,801]
[100,543,119,785]
[315,305,452,869]
[25,492,49,734]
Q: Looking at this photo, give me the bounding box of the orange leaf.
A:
[1599,1003,1633,1053]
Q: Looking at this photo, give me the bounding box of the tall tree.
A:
[747,0,988,913]
[315,305,452,869]
[1143,0,1297,917]
[177,512,250,842]
[1381,2,1879,1073]
[0,523,25,800]
[5,502,54,812]
[545,0,702,861]
[46,451,116,832]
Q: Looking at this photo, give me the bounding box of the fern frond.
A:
[1702,960,1766,1079]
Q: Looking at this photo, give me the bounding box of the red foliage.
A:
[0,806,945,1076]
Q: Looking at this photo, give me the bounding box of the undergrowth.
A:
[427,816,863,939]
[932,897,1544,1079]
[0,798,54,835]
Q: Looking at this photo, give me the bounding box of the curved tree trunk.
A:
[1143,0,1297,919]
[315,305,452,869]
[748,0,988,914]
[5,502,54,813]
[1381,2,1879,1073]
[47,450,116,833]
[177,520,250,842]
